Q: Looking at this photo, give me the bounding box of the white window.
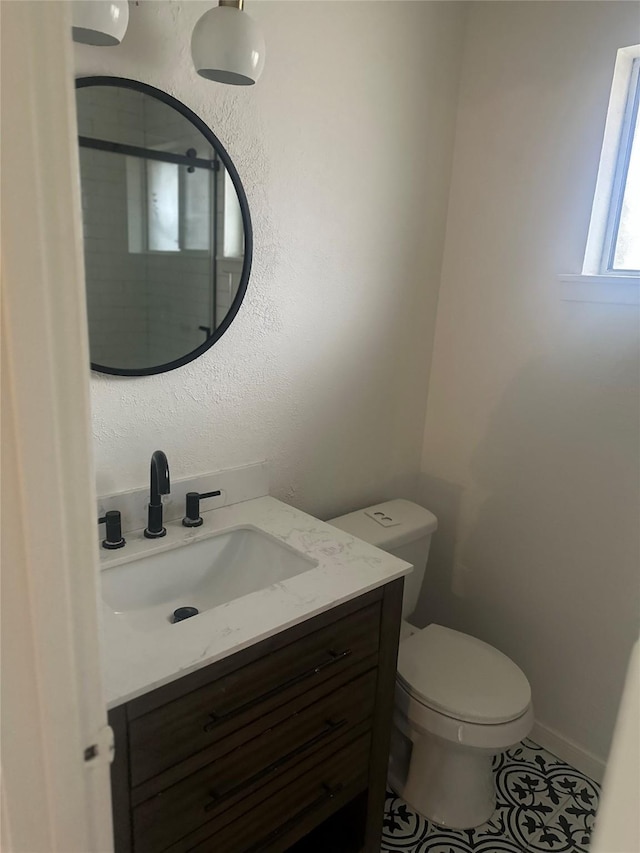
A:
[126,155,212,254]
[561,45,640,304]
[583,45,640,279]
[223,170,244,258]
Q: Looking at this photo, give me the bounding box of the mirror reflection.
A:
[76,79,250,375]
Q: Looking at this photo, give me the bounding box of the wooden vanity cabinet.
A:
[108,579,403,853]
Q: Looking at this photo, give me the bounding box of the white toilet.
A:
[329,499,533,830]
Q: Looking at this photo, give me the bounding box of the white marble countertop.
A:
[99,496,412,708]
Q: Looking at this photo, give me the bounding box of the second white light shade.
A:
[71,0,129,46]
[191,5,265,86]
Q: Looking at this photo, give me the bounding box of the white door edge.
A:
[1,1,113,850]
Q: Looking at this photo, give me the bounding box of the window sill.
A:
[558,274,639,305]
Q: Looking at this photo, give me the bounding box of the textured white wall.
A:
[418,1,640,766]
[75,1,466,513]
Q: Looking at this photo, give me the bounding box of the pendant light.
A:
[71,0,129,46]
[191,0,265,86]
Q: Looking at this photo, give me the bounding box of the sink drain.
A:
[172,606,199,623]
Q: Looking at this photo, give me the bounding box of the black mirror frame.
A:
[76,76,253,377]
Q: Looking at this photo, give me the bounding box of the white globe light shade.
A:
[72,0,129,46]
[191,5,265,86]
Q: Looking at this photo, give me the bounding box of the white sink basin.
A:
[101,526,317,632]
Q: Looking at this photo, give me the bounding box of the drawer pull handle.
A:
[203,717,348,812]
[202,648,352,732]
[246,782,345,851]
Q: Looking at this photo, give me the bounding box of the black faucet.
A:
[98,510,126,550]
[144,450,170,538]
[182,490,221,527]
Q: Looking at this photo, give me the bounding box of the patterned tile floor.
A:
[382,739,600,853]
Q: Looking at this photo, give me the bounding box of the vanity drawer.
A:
[163,732,372,853]
[132,671,377,852]
[128,601,381,786]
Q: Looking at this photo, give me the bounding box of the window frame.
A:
[581,44,640,281]
[601,56,640,276]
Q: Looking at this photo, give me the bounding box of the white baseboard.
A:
[530,720,606,784]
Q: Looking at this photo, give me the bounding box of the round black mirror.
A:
[75,77,252,376]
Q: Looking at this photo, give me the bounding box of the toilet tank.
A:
[328,499,437,619]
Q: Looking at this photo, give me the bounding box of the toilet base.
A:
[390,727,497,829]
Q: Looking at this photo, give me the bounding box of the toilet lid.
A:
[397,624,531,724]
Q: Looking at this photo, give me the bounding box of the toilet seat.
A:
[397,624,531,724]
[395,680,534,749]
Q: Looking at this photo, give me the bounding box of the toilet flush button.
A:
[365,509,402,528]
